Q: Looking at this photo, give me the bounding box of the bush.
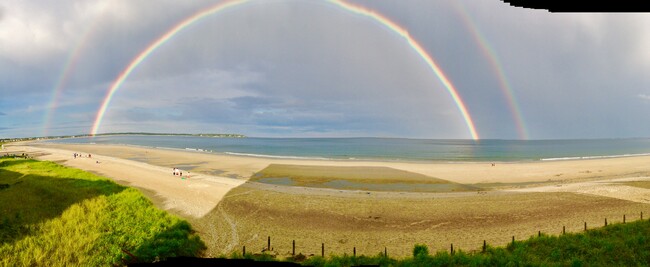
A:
[412,244,429,258]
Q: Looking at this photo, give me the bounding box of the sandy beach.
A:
[3,143,245,218]
[5,142,650,257]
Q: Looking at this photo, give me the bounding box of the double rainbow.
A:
[43,2,108,137]
[452,1,528,139]
[90,0,480,140]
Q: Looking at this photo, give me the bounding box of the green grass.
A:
[222,217,650,266]
[294,220,650,266]
[0,158,205,265]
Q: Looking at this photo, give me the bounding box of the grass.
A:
[0,157,205,265]
[252,164,477,192]
[224,219,650,266]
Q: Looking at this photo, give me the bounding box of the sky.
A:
[1,0,650,140]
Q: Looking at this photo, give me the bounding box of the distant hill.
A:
[1,132,246,143]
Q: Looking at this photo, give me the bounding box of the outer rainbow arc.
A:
[91,0,480,140]
[91,0,248,136]
[44,2,109,137]
[451,1,528,140]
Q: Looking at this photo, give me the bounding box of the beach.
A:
[5,142,650,257]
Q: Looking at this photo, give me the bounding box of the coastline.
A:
[42,136,650,164]
[22,142,650,185]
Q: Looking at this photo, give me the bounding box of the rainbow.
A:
[43,3,108,137]
[91,0,480,140]
[43,36,93,137]
[451,1,529,139]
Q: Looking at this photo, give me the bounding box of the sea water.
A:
[45,135,650,162]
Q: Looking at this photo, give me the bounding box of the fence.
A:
[239,211,647,258]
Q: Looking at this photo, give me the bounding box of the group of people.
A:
[73,153,91,159]
[172,167,189,178]
[73,152,100,164]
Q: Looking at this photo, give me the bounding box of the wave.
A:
[541,153,650,161]
[224,152,332,160]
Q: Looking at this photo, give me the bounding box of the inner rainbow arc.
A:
[91,0,480,140]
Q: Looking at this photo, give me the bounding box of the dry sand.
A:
[5,142,650,258]
[3,143,244,218]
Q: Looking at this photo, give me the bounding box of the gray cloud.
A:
[3,0,650,139]
[639,94,650,101]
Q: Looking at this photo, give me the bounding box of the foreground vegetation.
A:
[0,157,205,265]
[227,216,650,266]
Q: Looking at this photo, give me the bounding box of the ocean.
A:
[44,135,650,162]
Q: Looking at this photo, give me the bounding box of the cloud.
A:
[638,94,650,101]
[0,111,6,116]
[5,0,650,139]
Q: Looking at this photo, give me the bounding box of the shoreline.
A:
[38,138,650,164]
[20,142,650,185]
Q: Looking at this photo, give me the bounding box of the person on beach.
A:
[172,168,177,175]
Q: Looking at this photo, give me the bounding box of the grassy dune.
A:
[226,219,650,266]
[0,158,205,265]
[252,164,477,192]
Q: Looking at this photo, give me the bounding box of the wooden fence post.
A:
[450,243,454,255]
[353,247,356,257]
[512,236,515,245]
[385,247,387,258]
[538,231,541,237]
[624,214,626,224]
[482,240,486,253]
[584,222,587,231]
[563,226,566,235]
[322,243,324,257]
[243,246,246,256]
[605,218,607,226]
[292,240,295,256]
[268,236,271,251]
